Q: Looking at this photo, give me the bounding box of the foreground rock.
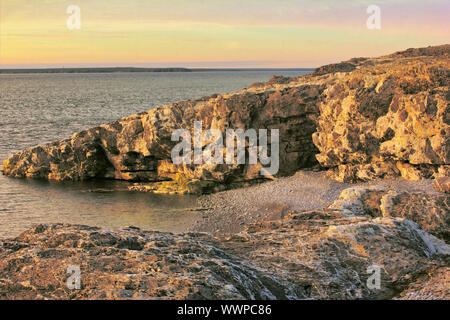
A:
[0,224,291,300]
[0,187,448,300]
[3,45,449,186]
[433,177,450,193]
[328,186,450,242]
[394,267,449,300]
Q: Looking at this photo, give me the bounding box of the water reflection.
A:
[0,175,200,238]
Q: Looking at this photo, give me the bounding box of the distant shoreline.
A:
[0,67,314,74]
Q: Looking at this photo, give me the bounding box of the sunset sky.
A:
[0,0,449,68]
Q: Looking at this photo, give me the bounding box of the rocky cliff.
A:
[0,186,448,299]
[1,82,322,190]
[312,45,450,182]
[2,45,449,186]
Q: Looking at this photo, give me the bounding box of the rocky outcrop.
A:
[433,177,450,193]
[327,186,450,243]
[0,224,293,300]
[394,267,449,300]
[313,61,357,76]
[2,83,322,190]
[2,45,449,186]
[222,215,448,300]
[312,45,450,182]
[0,187,448,300]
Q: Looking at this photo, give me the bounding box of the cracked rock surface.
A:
[0,186,448,300]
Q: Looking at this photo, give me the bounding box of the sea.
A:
[0,70,310,238]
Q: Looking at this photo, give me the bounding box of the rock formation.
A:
[327,186,449,242]
[433,177,450,194]
[1,83,322,190]
[2,44,449,186]
[0,187,448,300]
[312,45,450,182]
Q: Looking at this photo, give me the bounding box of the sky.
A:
[0,0,449,68]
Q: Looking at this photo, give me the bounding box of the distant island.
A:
[0,67,314,74]
[0,67,191,74]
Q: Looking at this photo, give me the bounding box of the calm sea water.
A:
[0,70,309,238]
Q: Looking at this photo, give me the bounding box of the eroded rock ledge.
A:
[2,45,449,186]
[0,187,448,300]
[312,45,450,182]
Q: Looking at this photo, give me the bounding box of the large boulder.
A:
[328,186,450,243]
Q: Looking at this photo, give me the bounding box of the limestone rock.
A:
[433,177,450,193]
[2,85,322,185]
[0,224,293,300]
[1,192,448,300]
[312,44,450,182]
[225,213,448,300]
[313,61,357,76]
[395,267,450,300]
[2,44,449,186]
[128,177,219,195]
[329,186,450,242]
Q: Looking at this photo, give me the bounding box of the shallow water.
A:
[0,70,309,238]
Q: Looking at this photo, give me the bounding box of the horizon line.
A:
[0,62,321,69]
[0,66,316,73]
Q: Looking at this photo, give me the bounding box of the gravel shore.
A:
[190,170,439,235]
